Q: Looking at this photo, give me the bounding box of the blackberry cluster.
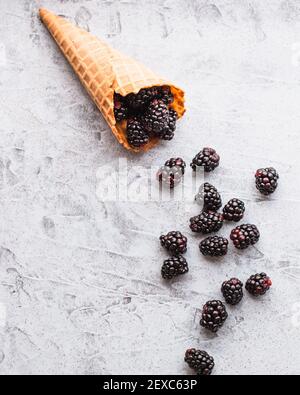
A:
[113,87,178,148]
[221,278,244,305]
[195,183,222,212]
[160,231,187,255]
[185,349,215,376]
[157,158,186,189]
[126,118,149,148]
[161,255,189,280]
[230,224,260,250]
[191,148,220,172]
[200,300,228,333]
[190,211,224,234]
[255,167,279,195]
[223,199,245,222]
[200,236,228,257]
[246,273,272,296]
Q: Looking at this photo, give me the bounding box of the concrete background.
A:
[0,0,300,375]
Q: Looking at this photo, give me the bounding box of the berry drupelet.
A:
[161,255,189,280]
[190,211,224,234]
[114,94,128,122]
[200,300,228,333]
[246,273,272,296]
[185,349,215,376]
[160,231,188,255]
[200,236,228,257]
[230,224,260,250]
[223,199,245,222]
[221,278,244,305]
[126,118,149,148]
[255,167,279,195]
[191,148,220,172]
[195,183,222,212]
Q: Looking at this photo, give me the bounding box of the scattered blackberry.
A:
[200,236,228,257]
[230,224,260,250]
[126,118,149,148]
[143,99,169,134]
[185,349,215,376]
[158,86,174,105]
[126,87,159,111]
[223,199,245,222]
[191,148,220,172]
[114,94,128,122]
[255,167,279,195]
[161,255,189,280]
[221,278,244,305]
[200,300,228,333]
[190,211,224,234]
[160,231,187,255]
[195,183,222,211]
[164,157,186,175]
[157,165,183,189]
[246,273,272,296]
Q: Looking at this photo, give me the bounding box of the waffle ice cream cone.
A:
[39,8,185,152]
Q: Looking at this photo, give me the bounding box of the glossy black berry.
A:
[143,99,169,134]
[126,118,149,148]
[161,255,189,280]
[160,231,187,255]
[255,167,279,195]
[191,148,220,172]
[185,349,215,376]
[246,273,272,296]
[114,94,128,122]
[223,199,245,222]
[221,278,244,305]
[230,224,260,250]
[200,300,228,333]
[195,183,222,211]
[164,157,186,175]
[126,87,159,112]
[200,236,228,257]
[190,211,224,234]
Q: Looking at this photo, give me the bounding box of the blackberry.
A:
[157,165,183,189]
[126,118,150,148]
[200,300,228,333]
[164,157,186,175]
[185,349,215,376]
[126,87,159,112]
[230,224,260,250]
[246,273,272,296]
[191,148,220,172]
[114,94,128,122]
[143,100,169,134]
[156,109,178,141]
[190,211,224,234]
[161,255,189,280]
[221,278,244,305]
[223,199,245,222]
[255,167,279,195]
[160,231,187,255]
[158,86,174,105]
[195,183,222,211]
[200,236,228,257]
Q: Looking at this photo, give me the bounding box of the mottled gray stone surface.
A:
[0,0,300,375]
